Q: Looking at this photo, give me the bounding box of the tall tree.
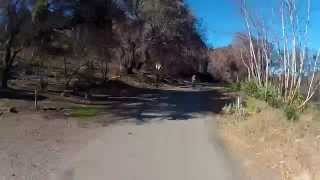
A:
[0,0,31,88]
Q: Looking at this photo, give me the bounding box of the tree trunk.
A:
[1,67,9,89]
[127,61,136,74]
[1,33,16,89]
[2,51,11,89]
[127,65,134,74]
[127,41,137,74]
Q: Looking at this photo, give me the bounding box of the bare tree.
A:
[238,0,318,108]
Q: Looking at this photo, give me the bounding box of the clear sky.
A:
[186,0,320,49]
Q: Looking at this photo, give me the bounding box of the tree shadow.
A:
[0,80,232,124]
[0,88,47,101]
[89,81,232,124]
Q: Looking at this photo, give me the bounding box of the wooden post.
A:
[155,63,162,88]
[34,89,38,111]
[237,96,240,112]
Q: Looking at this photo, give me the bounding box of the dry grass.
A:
[218,98,320,180]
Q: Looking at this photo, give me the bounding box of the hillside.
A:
[0,0,209,91]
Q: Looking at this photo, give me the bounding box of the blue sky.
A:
[186,0,320,49]
[186,0,243,47]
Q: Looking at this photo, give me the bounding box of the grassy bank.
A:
[219,97,320,180]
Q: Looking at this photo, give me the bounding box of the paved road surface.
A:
[53,85,243,180]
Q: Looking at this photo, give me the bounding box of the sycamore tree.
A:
[238,0,319,109]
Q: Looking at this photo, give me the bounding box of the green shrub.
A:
[225,82,241,92]
[240,81,304,121]
[290,93,305,109]
[241,81,259,97]
[284,105,299,121]
[245,97,267,114]
[264,86,282,108]
[70,107,99,118]
[241,81,282,107]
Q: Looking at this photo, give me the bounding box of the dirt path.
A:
[0,84,243,180]
[53,115,243,180]
[52,85,243,180]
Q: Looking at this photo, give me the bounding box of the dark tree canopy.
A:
[0,0,208,88]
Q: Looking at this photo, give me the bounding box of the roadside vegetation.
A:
[225,81,302,121]
[217,0,320,179]
[69,106,100,127]
[69,106,99,119]
[214,0,320,120]
[219,96,320,179]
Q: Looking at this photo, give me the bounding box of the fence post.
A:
[34,89,38,111]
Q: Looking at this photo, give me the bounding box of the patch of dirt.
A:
[218,107,320,180]
[0,112,105,180]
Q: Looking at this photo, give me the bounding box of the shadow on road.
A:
[0,88,47,101]
[0,80,232,123]
[89,81,232,123]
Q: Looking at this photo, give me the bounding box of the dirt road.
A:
[53,85,243,180]
[0,84,243,180]
[54,116,242,180]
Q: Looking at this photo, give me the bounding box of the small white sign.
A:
[155,63,162,71]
